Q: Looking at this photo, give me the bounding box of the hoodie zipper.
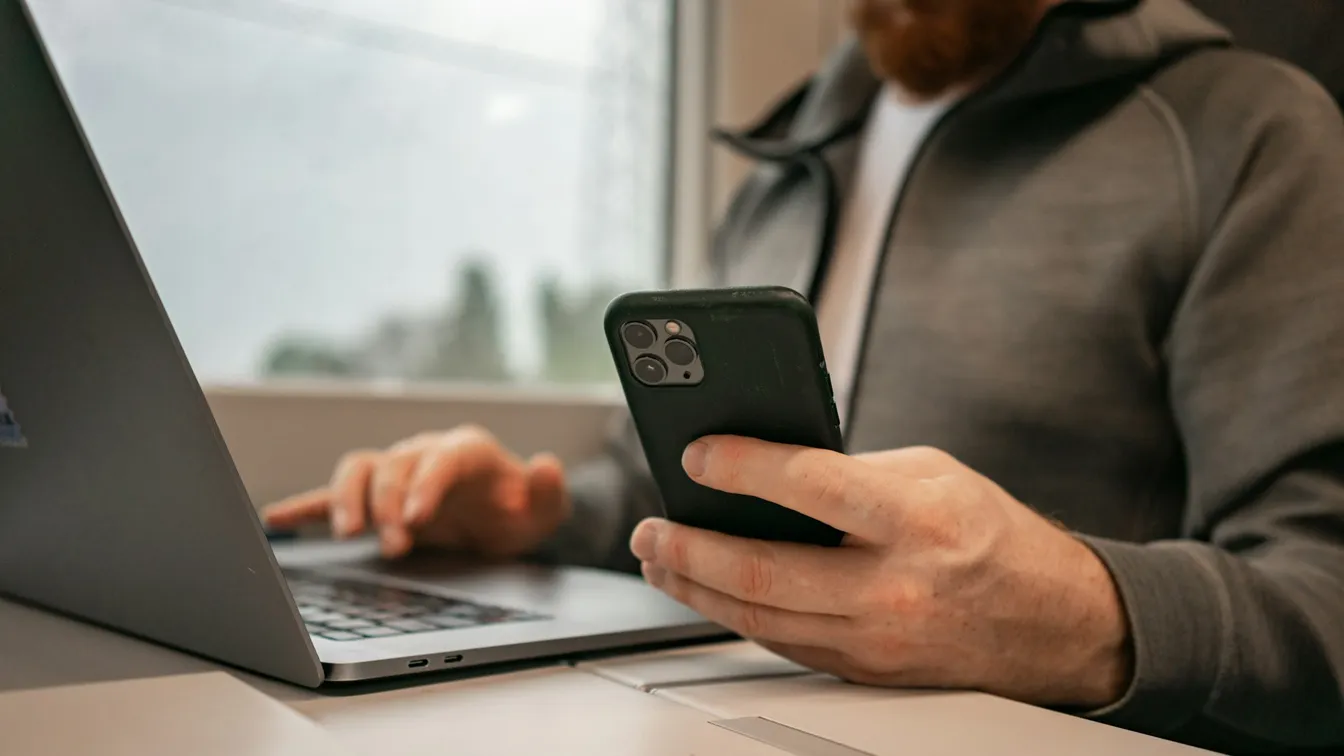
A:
[838,3,1097,437]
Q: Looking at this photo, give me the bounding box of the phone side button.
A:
[828,400,841,427]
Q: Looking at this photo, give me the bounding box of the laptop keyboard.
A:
[284,570,547,642]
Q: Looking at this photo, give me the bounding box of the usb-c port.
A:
[408,659,429,669]
[443,655,463,664]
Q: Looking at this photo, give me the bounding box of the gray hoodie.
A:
[538,0,1344,751]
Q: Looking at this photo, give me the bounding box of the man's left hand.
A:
[630,436,1133,709]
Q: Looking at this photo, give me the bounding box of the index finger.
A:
[684,435,898,542]
[631,518,868,615]
[262,488,331,529]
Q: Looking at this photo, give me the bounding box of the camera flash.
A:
[665,321,682,336]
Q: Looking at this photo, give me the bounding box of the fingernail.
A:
[682,441,708,478]
[630,519,663,561]
[641,562,667,587]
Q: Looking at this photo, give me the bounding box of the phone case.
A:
[604,286,846,547]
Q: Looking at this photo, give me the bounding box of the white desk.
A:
[295,667,789,756]
[1,673,357,756]
[652,674,1217,756]
[0,597,784,755]
[575,640,810,691]
[0,596,1223,755]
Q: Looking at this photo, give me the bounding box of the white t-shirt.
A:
[815,86,950,426]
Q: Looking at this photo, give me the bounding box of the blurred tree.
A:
[258,260,631,386]
[538,276,621,384]
[418,259,510,382]
[261,336,359,378]
[353,315,421,379]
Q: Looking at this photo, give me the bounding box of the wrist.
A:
[1064,538,1134,709]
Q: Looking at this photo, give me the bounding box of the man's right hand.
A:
[260,426,570,560]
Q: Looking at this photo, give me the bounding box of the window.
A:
[22,0,839,502]
[28,0,674,388]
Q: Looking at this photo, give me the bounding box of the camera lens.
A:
[632,355,667,385]
[663,338,697,367]
[622,322,656,350]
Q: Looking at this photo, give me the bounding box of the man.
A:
[264,0,1344,752]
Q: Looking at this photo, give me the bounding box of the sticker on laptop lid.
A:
[0,386,28,448]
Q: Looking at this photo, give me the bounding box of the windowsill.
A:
[205,381,627,508]
[203,379,625,407]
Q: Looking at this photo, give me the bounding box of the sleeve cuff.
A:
[1074,535,1228,735]
[530,454,647,573]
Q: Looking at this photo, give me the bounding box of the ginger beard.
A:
[850,0,1045,100]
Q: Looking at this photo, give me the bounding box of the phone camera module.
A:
[663,338,697,367]
[632,355,668,385]
[622,322,657,350]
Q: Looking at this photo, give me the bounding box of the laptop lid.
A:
[0,0,323,688]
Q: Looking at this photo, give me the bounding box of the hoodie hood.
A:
[733,0,1232,150]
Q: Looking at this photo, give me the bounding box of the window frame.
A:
[206,0,843,505]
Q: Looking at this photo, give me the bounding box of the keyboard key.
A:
[424,615,474,629]
[326,618,375,630]
[282,571,546,638]
[386,619,436,632]
[303,612,348,624]
[441,605,483,619]
[335,607,373,618]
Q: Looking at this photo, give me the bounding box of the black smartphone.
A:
[604,285,846,547]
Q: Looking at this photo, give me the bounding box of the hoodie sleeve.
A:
[1079,55,1344,754]
[528,412,661,574]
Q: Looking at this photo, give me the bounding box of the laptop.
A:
[0,0,725,687]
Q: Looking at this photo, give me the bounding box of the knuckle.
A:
[372,472,408,499]
[337,449,378,473]
[411,451,452,489]
[736,549,775,602]
[663,533,691,574]
[736,604,770,638]
[454,424,495,447]
[856,575,931,619]
[443,425,504,463]
[904,446,955,471]
[712,440,749,490]
[908,486,961,545]
[795,458,846,506]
